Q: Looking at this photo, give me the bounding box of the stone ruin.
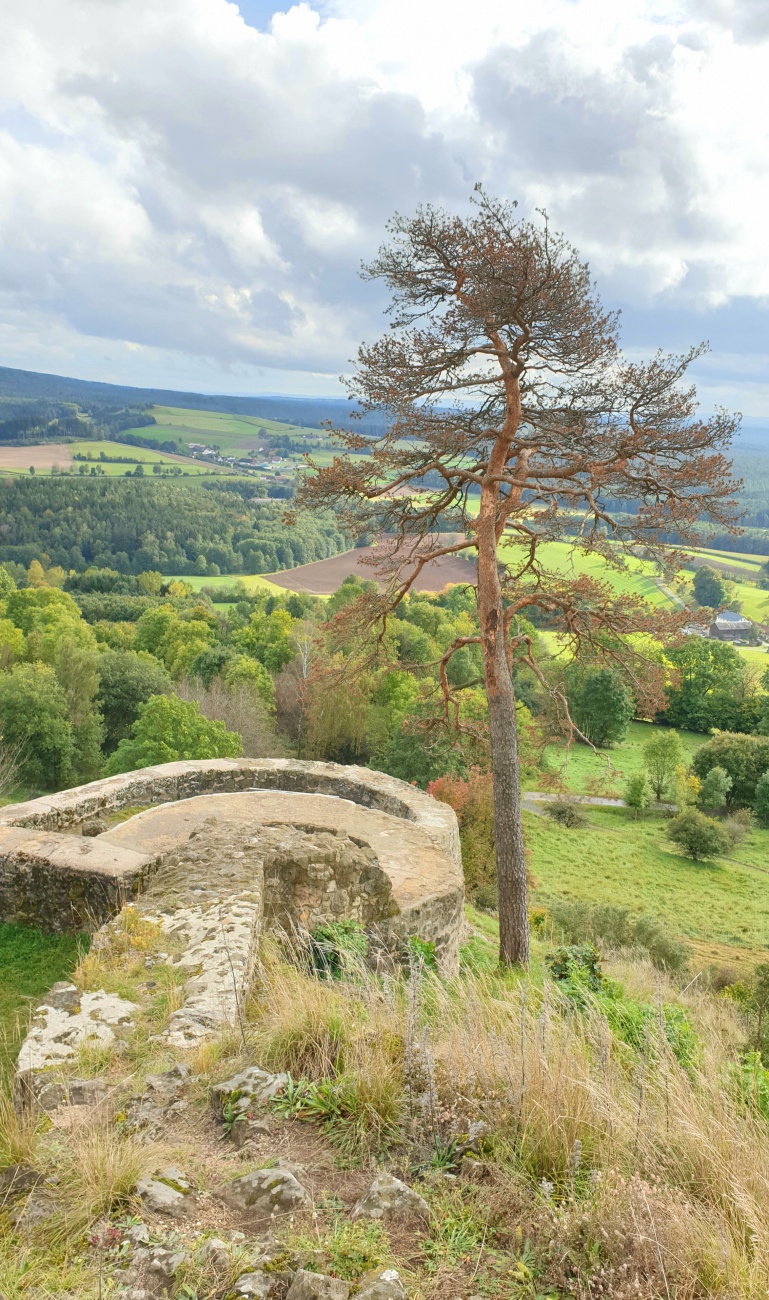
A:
[1,759,464,1079]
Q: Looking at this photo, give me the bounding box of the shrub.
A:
[722,807,753,850]
[755,771,769,827]
[545,943,603,990]
[546,798,587,828]
[546,899,690,971]
[666,808,728,861]
[624,772,651,815]
[698,765,732,812]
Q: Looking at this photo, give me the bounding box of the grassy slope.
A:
[130,405,322,453]
[0,924,83,1077]
[526,806,769,962]
[534,720,703,796]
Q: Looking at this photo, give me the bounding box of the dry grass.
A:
[246,944,769,1296]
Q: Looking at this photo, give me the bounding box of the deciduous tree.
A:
[297,190,739,965]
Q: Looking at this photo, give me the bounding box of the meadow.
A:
[128,404,323,454]
[526,806,769,959]
[535,719,703,795]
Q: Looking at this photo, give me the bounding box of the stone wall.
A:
[0,760,464,974]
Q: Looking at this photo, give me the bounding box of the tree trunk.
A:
[477,524,530,967]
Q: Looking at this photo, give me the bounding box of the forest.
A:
[0,478,346,574]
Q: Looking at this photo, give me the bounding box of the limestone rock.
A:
[230,1272,273,1299]
[231,1113,273,1148]
[212,1067,290,1120]
[286,1271,350,1300]
[219,1166,310,1215]
[0,1164,43,1201]
[135,1168,192,1218]
[351,1174,429,1222]
[121,1244,185,1297]
[356,1268,406,1300]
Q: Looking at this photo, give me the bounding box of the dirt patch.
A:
[265,546,477,594]
[0,443,73,471]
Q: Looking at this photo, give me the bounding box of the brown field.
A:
[0,443,73,471]
[265,544,478,594]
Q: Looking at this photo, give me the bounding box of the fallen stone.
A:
[356,1268,406,1300]
[37,1076,111,1113]
[81,816,108,837]
[212,1067,290,1120]
[135,1173,190,1219]
[286,1272,350,1300]
[200,1236,231,1267]
[231,1113,273,1148]
[219,1166,310,1216]
[0,1164,43,1201]
[121,1244,185,1297]
[351,1174,429,1222]
[153,1165,193,1193]
[9,1189,60,1230]
[230,1272,273,1299]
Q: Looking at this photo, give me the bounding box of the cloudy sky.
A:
[0,0,768,412]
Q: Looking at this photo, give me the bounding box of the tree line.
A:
[0,478,346,575]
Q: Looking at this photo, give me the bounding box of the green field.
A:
[128,405,323,454]
[526,806,769,961]
[503,538,675,608]
[69,439,211,476]
[536,720,704,796]
[0,924,83,1079]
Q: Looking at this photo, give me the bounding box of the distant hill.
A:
[0,363,382,432]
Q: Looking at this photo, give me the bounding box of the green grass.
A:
[526,806,769,958]
[500,537,675,608]
[68,438,216,477]
[534,720,703,796]
[0,923,84,1079]
[131,405,324,455]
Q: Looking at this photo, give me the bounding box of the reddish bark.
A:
[295,189,740,966]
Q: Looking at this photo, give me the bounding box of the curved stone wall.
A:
[0,760,464,975]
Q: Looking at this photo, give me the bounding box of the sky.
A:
[0,0,768,412]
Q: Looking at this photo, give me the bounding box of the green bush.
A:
[545,943,603,991]
[666,807,728,861]
[546,899,690,972]
[755,771,769,828]
[308,921,368,980]
[546,798,587,828]
[624,772,651,815]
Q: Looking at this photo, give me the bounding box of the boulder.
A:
[135,1169,192,1219]
[219,1166,310,1216]
[286,1271,351,1300]
[351,1174,429,1222]
[0,1164,44,1201]
[211,1067,290,1120]
[230,1272,273,1299]
[356,1268,406,1300]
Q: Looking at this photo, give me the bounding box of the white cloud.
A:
[0,0,767,400]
